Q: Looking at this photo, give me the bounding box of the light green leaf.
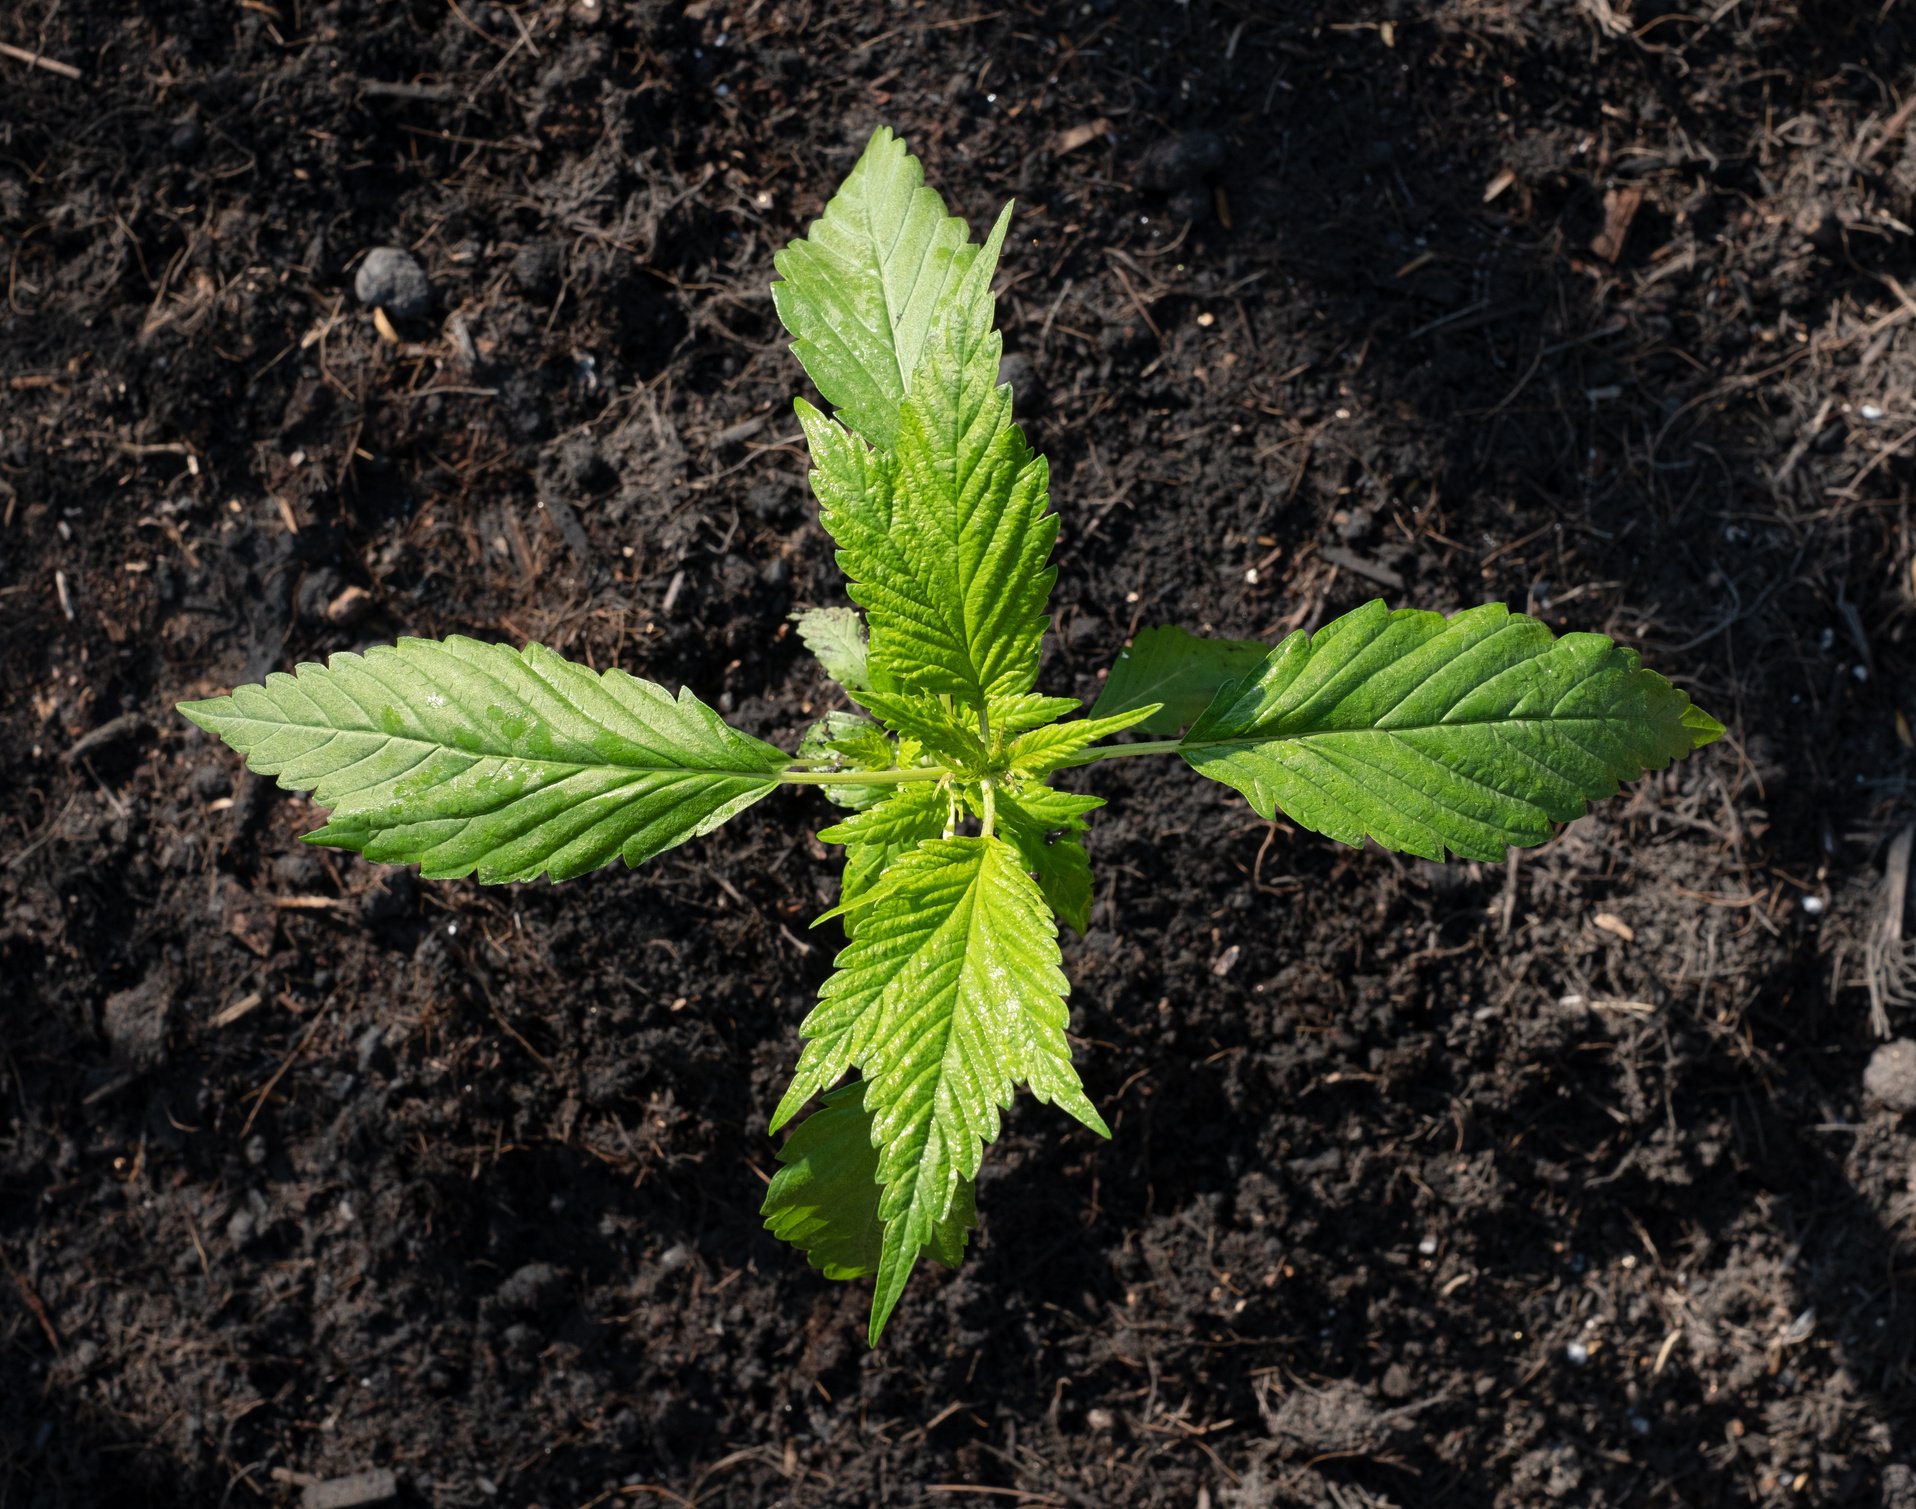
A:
[819,781,952,920]
[772,126,999,449]
[791,607,872,692]
[1090,625,1270,735]
[773,836,1107,1344]
[1180,600,1724,864]
[997,785,1104,935]
[853,687,986,772]
[178,638,788,883]
[761,1081,974,1281]
[987,692,1082,737]
[1004,705,1161,780]
[795,199,1056,710]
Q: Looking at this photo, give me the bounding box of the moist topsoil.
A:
[4,2,1915,1505]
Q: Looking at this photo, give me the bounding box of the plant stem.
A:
[779,764,950,787]
[1055,738,1184,768]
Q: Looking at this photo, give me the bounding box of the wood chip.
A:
[1052,118,1111,156]
[302,1469,398,1509]
[1318,545,1404,591]
[1590,185,1644,264]
[212,991,263,1028]
[1482,167,1517,204]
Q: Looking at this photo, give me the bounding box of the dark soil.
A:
[4,2,1915,1505]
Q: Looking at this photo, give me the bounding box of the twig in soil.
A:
[0,40,81,80]
[2,1255,61,1352]
[240,1000,334,1137]
[4,792,79,870]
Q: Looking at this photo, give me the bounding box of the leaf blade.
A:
[773,836,1106,1342]
[178,638,789,883]
[1179,601,1722,863]
[772,126,993,449]
[761,1080,975,1282]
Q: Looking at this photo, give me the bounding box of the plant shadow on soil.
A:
[3,1,1914,1506]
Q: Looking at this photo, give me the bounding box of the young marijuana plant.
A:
[181,126,1723,1345]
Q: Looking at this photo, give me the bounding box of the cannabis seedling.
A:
[182,128,1722,1344]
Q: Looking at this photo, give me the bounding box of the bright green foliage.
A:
[996,785,1104,935]
[773,125,1003,449]
[180,125,1723,1351]
[1181,600,1725,864]
[1003,706,1158,780]
[1091,625,1269,735]
[818,781,951,921]
[761,1081,975,1281]
[178,638,787,883]
[851,688,989,773]
[771,837,1107,1344]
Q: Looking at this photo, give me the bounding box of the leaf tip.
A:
[1682,701,1726,749]
[175,697,228,733]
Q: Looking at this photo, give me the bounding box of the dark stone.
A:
[102,969,174,1071]
[1135,130,1226,191]
[495,1261,566,1312]
[511,242,563,299]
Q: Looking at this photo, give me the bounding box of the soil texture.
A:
[4,2,1916,1505]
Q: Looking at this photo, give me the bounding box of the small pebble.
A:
[353,247,433,321]
[1800,894,1825,916]
[1565,1340,1589,1366]
[1864,1039,1916,1113]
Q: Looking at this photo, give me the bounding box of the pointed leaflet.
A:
[791,607,872,692]
[819,781,951,921]
[1090,626,1270,736]
[794,200,1057,708]
[1180,600,1724,864]
[853,687,987,772]
[773,126,996,449]
[1003,705,1160,780]
[761,1081,974,1281]
[996,785,1104,935]
[179,638,788,883]
[988,692,1082,737]
[772,837,1108,1342]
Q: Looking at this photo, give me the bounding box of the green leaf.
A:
[773,836,1107,1343]
[819,781,952,920]
[178,638,789,883]
[853,687,986,772]
[794,192,1057,710]
[1180,600,1724,864]
[773,126,1000,450]
[987,692,1082,738]
[1090,626,1270,736]
[1003,705,1160,780]
[791,607,872,692]
[997,785,1104,935]
[761,1081,975,1281]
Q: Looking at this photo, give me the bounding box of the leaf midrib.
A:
[210,715,778,784]
[1182,709,1672,753]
